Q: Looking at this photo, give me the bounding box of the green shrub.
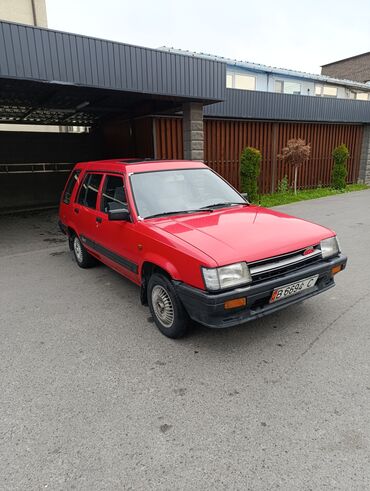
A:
[240,147,261,202]
[277,175,289,194]
[332,144,349,190]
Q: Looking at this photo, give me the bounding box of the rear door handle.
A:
[74,208,79,214]
[96,217,102,223]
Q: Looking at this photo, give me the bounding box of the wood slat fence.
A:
[154,117,363,193]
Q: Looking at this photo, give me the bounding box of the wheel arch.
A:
[140,258,179,305]
[67,226,77,250]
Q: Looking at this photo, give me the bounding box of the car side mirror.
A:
[240,192,249,201]
[108,207,131,221]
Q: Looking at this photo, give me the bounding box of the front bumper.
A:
[174,254,347,328]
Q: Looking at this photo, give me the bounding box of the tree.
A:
[332,144,349,190]
[278,138,311,195]
[240,147,261,203]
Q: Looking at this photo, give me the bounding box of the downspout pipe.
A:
[31,0,37,26]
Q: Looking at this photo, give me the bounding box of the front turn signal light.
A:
[331,265,342,275]
[224,298,247,310]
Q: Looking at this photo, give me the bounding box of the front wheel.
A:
[147,273,189,338]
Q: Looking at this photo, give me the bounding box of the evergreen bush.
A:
[240,147,261,202]
[332,144,349,190]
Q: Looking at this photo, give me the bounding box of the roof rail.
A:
[119,158,157,164]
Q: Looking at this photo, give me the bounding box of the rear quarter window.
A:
[62,170,81,204]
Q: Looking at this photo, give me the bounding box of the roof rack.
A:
[119,158,157,164]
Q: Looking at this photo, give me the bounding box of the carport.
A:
[0,20,226,212]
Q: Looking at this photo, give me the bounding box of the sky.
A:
[46,0,370,74]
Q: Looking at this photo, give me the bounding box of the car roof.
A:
[74,159,208,173]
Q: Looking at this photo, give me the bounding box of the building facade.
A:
[1,19,370,212]
[163,48,370,101]
[0,0,47,27]
[321,52,370,85]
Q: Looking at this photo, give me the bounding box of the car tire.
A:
[72,234,96,268]
[147,273,189,338]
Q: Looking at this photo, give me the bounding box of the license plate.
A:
[270,275,319,303]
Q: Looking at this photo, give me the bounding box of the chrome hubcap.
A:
[152,285,174,328]
[74,237,83,263]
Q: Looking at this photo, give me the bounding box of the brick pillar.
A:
[183,102,204,161]
[359,125,370,185]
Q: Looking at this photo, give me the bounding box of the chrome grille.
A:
[249,246,322,283]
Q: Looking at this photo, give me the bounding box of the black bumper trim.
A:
[174,254,347,328]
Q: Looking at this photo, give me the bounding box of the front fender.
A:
[140,252,181,280]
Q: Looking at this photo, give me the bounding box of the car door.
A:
[93,173,140,284]
[74,172,104,250]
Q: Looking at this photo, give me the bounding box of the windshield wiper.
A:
[144,209,213,219]
[199,202,249,210]
[144,202,248,219]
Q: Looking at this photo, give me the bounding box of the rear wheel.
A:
[72,235,96,268]
[147,273,189,338]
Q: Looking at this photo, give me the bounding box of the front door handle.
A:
[96,217,102,223]
[74,208,79,214]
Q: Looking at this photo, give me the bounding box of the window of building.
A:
[275,80,301,95]
[348,90,369,100]
[356,92,369,100]
[77,173,103,209]
[284,82,301,95]
[275,80,283,93]
[323,86,337,97]
[315,85,338,97]
[101,175,127,212]
[226,73,233,88]
[234,74,256,90]
[226,71,256,90]
[62,170,81,204]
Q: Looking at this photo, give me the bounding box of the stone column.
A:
[359,125,370,185]
[183,102,204,161]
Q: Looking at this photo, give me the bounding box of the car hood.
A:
[151,205,334,266]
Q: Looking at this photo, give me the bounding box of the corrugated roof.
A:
[204,88,370,123]
[160,47,370,91]
[0,20,226,103]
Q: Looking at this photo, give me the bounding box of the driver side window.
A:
[101,174,127,212]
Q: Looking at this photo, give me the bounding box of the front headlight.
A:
[320,236,340,259]
[202,262,252,291]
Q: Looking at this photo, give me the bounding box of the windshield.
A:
[130,168,246,219]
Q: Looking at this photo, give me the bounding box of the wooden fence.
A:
[154,117,363,193]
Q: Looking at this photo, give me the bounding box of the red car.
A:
[59,159,346,338]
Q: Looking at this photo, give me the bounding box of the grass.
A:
[258,183,369,208]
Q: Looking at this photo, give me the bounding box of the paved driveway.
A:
[1,191,370,490]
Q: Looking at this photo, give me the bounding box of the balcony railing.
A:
[0,163,74,174]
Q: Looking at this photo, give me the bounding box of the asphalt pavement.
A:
[0,190,369,490]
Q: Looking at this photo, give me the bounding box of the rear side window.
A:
[77,173,103,209]
[101,175,127,212]
[62,170,81,204]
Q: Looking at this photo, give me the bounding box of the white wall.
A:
[0,0,47,27]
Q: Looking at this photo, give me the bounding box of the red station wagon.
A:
[59,159,347,338]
